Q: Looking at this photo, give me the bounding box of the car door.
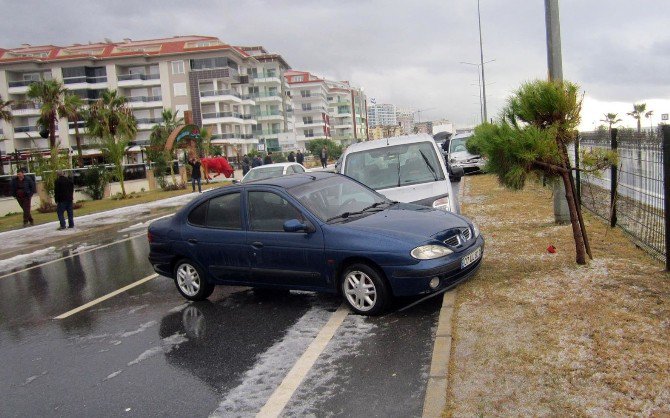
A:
[181,191,251,284]
[245,188,326,288]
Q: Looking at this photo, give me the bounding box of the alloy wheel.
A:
[176,263,201,297]
[343,270,377,312]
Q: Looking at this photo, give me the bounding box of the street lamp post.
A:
[461,60,494,124]
[477,0,488,122]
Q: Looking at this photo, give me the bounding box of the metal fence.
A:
[575,127,668,265]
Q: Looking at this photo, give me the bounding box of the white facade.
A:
[367,103,397,128]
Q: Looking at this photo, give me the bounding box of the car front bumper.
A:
[386,236,484,296]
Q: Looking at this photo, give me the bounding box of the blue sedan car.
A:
[148,172,484,315]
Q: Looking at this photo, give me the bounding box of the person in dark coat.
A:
[188,157,202,193]
[287,151,295,162]
[242,154,251,175]
[10,168,36,227]
[296,150,304,165]
[263,152,273,165]
[320,146,328,168]
[252,155,262,168]
[54,170,75,230]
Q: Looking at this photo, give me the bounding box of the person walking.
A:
[296,150,304,166]
[252,155,262,168]
[242,154,251,175]
[287,151,295,162]
[189,157,202,193]
[320,146,328,168]
[264,152,273,165]
[54,170,75,230]
[10,168,36,227]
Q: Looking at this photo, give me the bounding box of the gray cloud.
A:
[1,0,667,126]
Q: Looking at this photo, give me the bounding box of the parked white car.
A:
[241,162,306,183]
[338,134,460,212]
[448,133,486,174]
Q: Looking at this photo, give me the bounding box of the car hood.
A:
[450,151,482,162]
[329,203,470,246]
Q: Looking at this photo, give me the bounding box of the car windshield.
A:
[449,137,471,153]
[343,141,445,190]
[288,175,391,222]
[243,166,285,182]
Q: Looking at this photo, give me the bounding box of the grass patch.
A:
[445,174,670,417]
[0,182,227,232]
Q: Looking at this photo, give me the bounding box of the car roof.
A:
[248,162,299,170]
[243,171,336,188]
[451,132,474,140]
[343,134,436,154]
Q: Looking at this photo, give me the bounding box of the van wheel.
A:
[173,259,214,301]
[341,263,390,315]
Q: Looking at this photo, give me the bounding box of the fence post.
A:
[662,125,670,271]
[610,128,618,227]
[574,132,581,204]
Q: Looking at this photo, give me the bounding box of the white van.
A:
[338,134,460,212]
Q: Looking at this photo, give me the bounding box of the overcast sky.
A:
[1,0,668,130]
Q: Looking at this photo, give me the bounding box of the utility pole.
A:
[477,0,488,122]
[545,0,570,224]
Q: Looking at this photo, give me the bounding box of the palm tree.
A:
[600,113,622,131]
[644,110,654,132]
[0,95,14,175]
[59,93,86,167]
[86,90,137,197]
[27,79,67,149]
[627,103,647,133]
[150,109,183,185]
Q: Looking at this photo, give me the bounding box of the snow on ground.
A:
[0,247,57,272]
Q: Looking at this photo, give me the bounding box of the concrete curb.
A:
[422,290,456,418]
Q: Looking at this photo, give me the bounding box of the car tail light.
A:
[147,231,154,243]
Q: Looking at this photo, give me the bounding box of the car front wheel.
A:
[173,259,214,301]
[341,263,390,315]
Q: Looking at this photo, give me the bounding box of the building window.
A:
[293,75,304,82]
[174,105,189,118]
[300,90,311,98]
[267,69,277,77]
[302,103,312,111]
[303,117,313,124]
[304,129,314,138]
[173,83,187,97]
[171,61,185,75]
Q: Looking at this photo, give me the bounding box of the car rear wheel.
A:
[173,259,214,301]
[341,263,390,315]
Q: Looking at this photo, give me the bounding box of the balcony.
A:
[253,129,283,138]
[250,92,282,102]
[117,73,161,87]
[10,102,41,116]
[136,118,162,130]
[199,89,246,104]
[127,95,163,108]
[293,106,328,114]
[202,112,256,124]
[7,80,38,94]
[254,110,282,121]
[13,125,39,138]
[295,120,326,128]
[210,133,258,145]
[62,76,108,90]
[251,71,281,84]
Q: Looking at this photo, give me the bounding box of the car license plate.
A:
[461,247,481,269]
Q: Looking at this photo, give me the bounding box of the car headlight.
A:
[472,222,480,238]
[432,196,451,212]
[411,245,453,260]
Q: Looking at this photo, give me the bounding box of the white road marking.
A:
[256,304,349,418]
[54,273,159,319]
[0,234,144,280]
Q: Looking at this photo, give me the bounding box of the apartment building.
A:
[367,103,397,128]
[285,70,368,150]
[0,36,293,170]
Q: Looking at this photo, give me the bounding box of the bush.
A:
[305,139,343,161]
[84,165,109,200]
[162,182,187,191]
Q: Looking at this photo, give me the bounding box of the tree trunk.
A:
[74,123,84,168]
[561,170,586,264]
[49,113,57,149]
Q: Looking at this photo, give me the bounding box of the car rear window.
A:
[244,166,285,182]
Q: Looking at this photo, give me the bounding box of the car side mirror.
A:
[232,179,240,184]
[451,166,464,177]
[283,219,314,233]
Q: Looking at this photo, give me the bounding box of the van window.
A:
[344,142,445,190]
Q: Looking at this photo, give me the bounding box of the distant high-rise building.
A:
[367,103,397,128]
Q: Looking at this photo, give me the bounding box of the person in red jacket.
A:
[54,170,75,230]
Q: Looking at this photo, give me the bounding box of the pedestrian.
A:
[252,155,262,168]
[296,149,304,166]
[320,146,328,168]
[54,170,75,230]
[188,157,202,193]
[264,152,273,165]
[287,151,295,162]
[242,154,251,175]
[10,168,36,227]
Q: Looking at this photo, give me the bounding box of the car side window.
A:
[294,164,305,173]
[206,193,242,229]
[286,165,296,174]
[248,191,303,232]
[187,201,208,226]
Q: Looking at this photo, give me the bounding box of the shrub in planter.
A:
[84,165,109,200]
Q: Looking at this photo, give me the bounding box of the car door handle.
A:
[252,241,264,249]
[187,238,198,244]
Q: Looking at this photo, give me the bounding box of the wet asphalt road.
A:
[0,181,461,417]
